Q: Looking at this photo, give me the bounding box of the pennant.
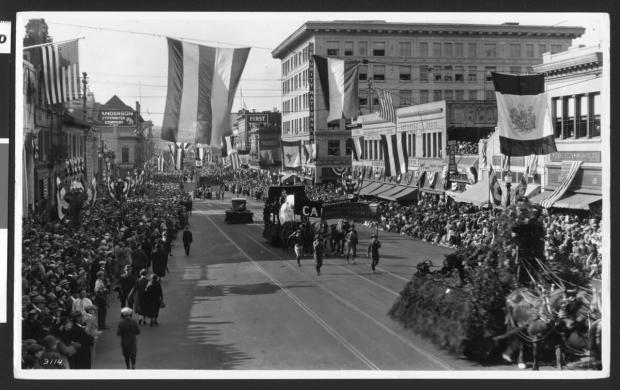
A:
[352,136,363,161]
[230,151,242,170]
[380,133,408,177]
[540,161,583,208]
[37,39,81,105]
[313,55,359,123]
[489,166,502,206]
[161,38,250,147]
[376,89,396,124]
[282,140,302,168]
[492,72,556,156]
[222,135,233,157]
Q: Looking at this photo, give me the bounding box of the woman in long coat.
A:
[132,269,149,325]
[151,243,167,278]
[143,274,163,327]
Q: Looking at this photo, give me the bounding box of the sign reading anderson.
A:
[99,110,136,127]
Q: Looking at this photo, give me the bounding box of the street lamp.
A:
[505,170,512,207]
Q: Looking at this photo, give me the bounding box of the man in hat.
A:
[367,234,382,272]
[38,335,69,369]
[344,225,359,264]
[117,307,140,369]
[289,227,303,267]
[182,226,193,256]
[72,289,93,315]
[313,234,324,276]
[118,265,137,308]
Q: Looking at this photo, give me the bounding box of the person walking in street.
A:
[151,242,168,278]
[116,307,140,369]
[144,274,164,327]
[289,227,304,266]
[118,265,137,308]
[367,234,382,272]
[130,269,149,325]
[182,226,193,256]
[93,271,109,329]
[344,225,359,264]
[313,234,324,276]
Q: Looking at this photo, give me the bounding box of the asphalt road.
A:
[92,196,488,371]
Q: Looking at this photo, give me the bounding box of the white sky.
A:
[18,12,609,127]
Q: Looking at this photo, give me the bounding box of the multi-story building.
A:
[232,109,282,169]
[272,20,584,183]
[527,44,603,212]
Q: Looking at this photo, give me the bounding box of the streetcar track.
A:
[240,229,454,370]
[204,215,380,370]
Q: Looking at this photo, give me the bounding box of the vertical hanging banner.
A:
[308,42,315,141]
[161,38,250,147]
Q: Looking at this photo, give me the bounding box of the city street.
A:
[92,197,481,371]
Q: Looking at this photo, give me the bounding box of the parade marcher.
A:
[313,234,324,276]
[151,243,168,278]
[93,271,109,330]
[130,269,149,325]
[144,274,164,327]
[182,226,193,256]
[344,225,359,264]
[131,243,149,275]
[289,227,303,266]
[118,265,137,308]
[117,307,140,370]
[367,234,382,273]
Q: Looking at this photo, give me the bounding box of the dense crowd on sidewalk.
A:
[21,182,190,369]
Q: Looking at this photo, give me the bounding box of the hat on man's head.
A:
[42,335,58,349]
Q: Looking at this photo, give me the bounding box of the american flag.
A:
[38,39,81,105]
[376,89,396,124]
[540,161,583,208]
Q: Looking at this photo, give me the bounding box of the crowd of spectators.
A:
[21,182,190,369]
[453,141,479,155]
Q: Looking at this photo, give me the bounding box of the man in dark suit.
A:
[182,227,193,256]
[117,307,140,369]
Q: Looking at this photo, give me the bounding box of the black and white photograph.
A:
[14,11,610,379]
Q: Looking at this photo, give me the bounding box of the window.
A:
[509,43,521,58]
[565,96,575,138]
[422,133,427,157]
[485,66,496,81]
[468,42,477,58]
[444,90,453,100]
[432,42,442,57]
[358,41,368,56]
[372,96,379,107]
[399,90,412,106]
[443,65,453,81]
[592,93,601,137]
[443,43,452,57]
[551,44,563,54]
[345,141,352,156]
[433,65,442,81]
[433,90,442,101]
[454,66,464,82]
[327,41,339,56]
[399,41,412,57]
[373,42,385,56]
[468,66,477,82]
[433,132,437,157]
[419,65,429,82]
[122,147,130,163]
[420,90,429,103]
[484,43,497,57]
[373,65,385,81]
[359,95,368,106]
[454,43,463,57]
[485,89,495,101]
[468,90,478,100]
[419,42,428,57]
[510,66,521,74]
[438,132,443,157]
[409,133,416,157]
[525,44,534,58]
[373,140,378,160]
[399,65,411,81]
[344,41,354,56]
[359,65,368,81]
[577,94,588,139]
[538,44,547,56]
[455,90,464,100]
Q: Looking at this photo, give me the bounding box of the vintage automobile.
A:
[225,198,253,224]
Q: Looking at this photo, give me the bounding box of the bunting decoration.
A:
[489,166,503,206]
[161,38,250,146]
[492,72,557,156]
[56,176,68,220]
[380,132,408,177]
[540,161,583,209]
[313,55,359,123]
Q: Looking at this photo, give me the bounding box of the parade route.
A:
[92,197,494,371]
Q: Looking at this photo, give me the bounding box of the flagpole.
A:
[23,37,85,50]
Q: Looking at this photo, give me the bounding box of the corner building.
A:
[272,20,584,183]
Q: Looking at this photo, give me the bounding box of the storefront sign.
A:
[418,159,444,172]
[99,110,135,127]
[492,155,525,167]
[448,102,497,127]
[247,114,268,123]
[549,151,600,163]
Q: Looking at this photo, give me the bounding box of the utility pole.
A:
[82,72,88,120]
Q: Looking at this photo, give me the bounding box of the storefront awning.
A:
[368,183,396,197]
[529,191,551,205]
[378,186,418,202]
[551,193,602,210]
[420,172,445,195]
[359,181,383,196]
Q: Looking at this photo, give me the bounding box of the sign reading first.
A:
[99,110,136,127]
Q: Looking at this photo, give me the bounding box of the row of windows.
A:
[282,116,310,135]
[357,64,533,83]
[283,45,312,76]
[358,88,494,108]
[552,92,601,139]
[283,93,310,114]
[325,40,563,59]
[37,130,85,161]
[282,69,309,94]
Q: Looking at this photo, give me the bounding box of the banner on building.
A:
[282,140,302,168]
[313,55,359,123]
[381,133,408,177]
[33,39,81,105]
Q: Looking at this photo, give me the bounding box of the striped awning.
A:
[378,186,418,202]
[359,181,383,196]
[368,183,396,197]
